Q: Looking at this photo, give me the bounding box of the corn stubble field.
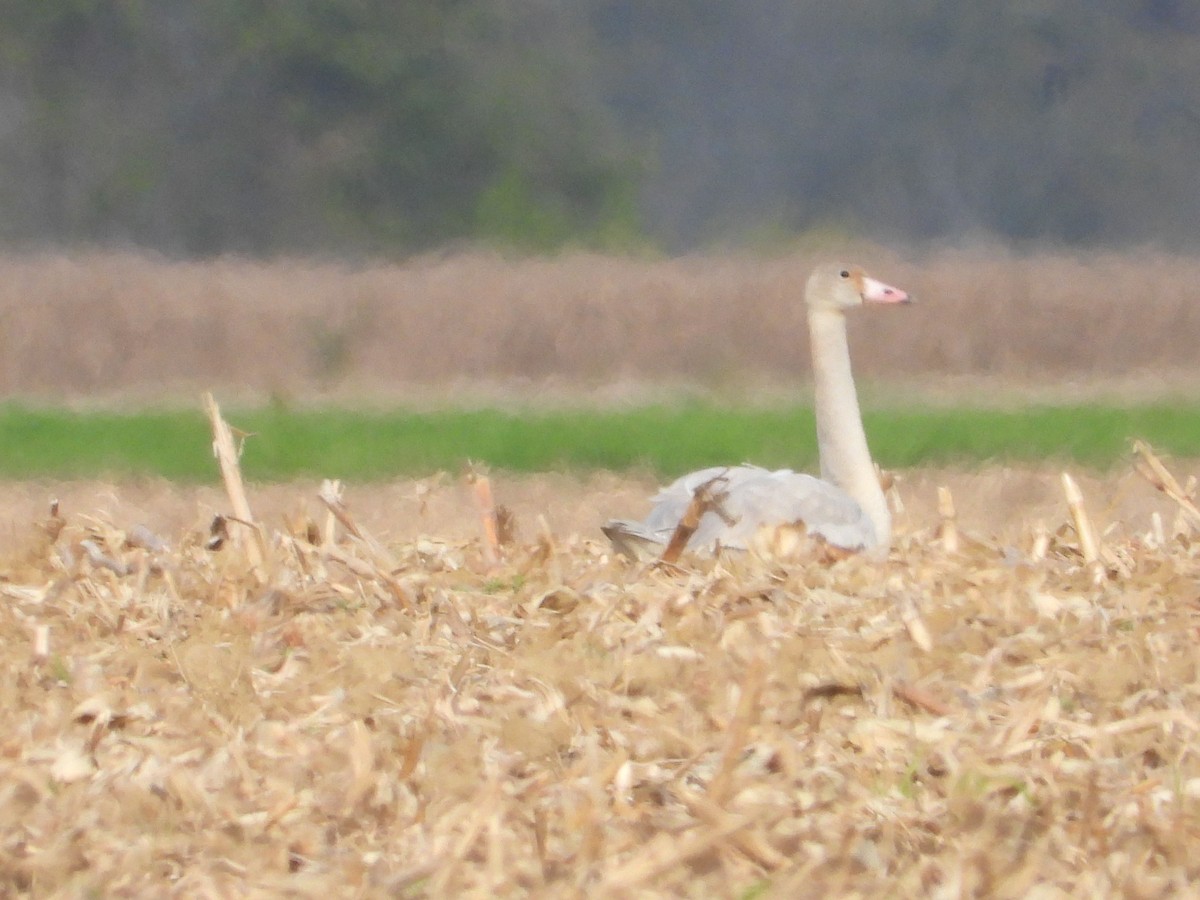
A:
[2,248,1200,896]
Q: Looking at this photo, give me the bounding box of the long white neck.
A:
[808,308,891,549]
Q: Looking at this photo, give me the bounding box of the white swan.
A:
[603,263,911,559]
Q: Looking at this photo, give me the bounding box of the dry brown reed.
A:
[1,450,1200,895]
[1,245,1199,400]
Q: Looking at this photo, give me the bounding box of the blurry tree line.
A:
[1,1,1199,256]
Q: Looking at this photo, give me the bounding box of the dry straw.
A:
[0,418,1198,894]
[3,246,1200,399]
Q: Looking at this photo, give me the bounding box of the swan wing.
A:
[603,465,877,556]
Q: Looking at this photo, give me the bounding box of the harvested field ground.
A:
[0,465,1187,551]
[2,460,1200,896]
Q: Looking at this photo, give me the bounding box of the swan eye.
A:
[839,270,850,278]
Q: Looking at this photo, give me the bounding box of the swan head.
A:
[806,264,911,312]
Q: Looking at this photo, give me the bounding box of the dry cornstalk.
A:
[467,468,501,569]
[661,474,732,564]
[599,814,753,894]
[318,479,364,541]
[706,656,766,805]
[1150,511,1165,547]
[342,719,376,813]
[319,543,380,580]
[534,513,562,582]
[936,485,959,553]
[203,392,266,576]
[1132,439,1200,533]
[1061,472,1101,571]
[31,624,49,660]
[892,680,953,717]
[317,478,401,570]
[322,504,338,548]
[679,790,788,870]
[317,481,413,610]
[428,779,505,896]
[1030,520,1049,561]
[898,596,934,653]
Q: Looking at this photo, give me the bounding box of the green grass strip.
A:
[0,402,1196,481]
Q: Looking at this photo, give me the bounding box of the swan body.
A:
[603,263,910,559]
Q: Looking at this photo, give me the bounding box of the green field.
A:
[0,402,1196,481]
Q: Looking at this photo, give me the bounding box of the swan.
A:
[602,263,911,560]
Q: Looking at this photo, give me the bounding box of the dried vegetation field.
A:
[2,248,1200,896]
[1,243,1198,400]
[2,450,1200,896]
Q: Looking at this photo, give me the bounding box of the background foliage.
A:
[1,2,1198,255]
